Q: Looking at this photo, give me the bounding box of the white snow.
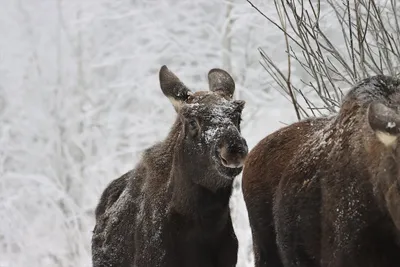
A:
[204,128,219,143]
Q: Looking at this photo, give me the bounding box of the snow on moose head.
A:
[159,65,248,189]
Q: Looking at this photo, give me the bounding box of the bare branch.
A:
[249,0,400,119]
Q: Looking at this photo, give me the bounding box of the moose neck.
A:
[170,170,232,221]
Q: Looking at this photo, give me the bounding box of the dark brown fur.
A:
[242,75,400,267]
[91,66,248,267]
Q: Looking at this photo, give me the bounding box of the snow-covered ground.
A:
[0,0,329,266]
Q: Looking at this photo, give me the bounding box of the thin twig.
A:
[249,0,400,119]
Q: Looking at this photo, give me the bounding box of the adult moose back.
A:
[92,65,248,267]
[242,75,400,267]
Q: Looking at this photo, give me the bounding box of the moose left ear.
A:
[208,68,235,99]
[159,65,192,112]
[368,101,400,147]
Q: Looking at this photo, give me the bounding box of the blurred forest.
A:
[1,0,398,266]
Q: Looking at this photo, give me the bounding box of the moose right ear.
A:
[367,101,400,147]
[159,65,192,112]
[208,68,235,99]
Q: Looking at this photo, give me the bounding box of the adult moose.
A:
[91,65,248,267]
[242,75,400,267]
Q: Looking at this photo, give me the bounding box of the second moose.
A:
[243,75,400,267]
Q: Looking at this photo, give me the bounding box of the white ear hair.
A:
[168,97,183,112]
[375,131,398,147]
[368,102,400,148]
[159,65,192,112]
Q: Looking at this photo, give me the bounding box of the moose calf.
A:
[243,75,400,267]
[91,65,248,267]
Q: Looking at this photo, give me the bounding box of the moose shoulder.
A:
[91,65,248,267]
[242,75,400,267]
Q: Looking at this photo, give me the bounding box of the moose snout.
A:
[218,139,248,168]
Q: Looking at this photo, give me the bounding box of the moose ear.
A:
[208,68,235,99]
[159,65,192,112]
[367,101,400,147]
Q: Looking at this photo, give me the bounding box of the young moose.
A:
[242,75,400,267]
[92,65,248,267]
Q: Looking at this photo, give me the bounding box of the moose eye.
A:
[189,119,197,129]
[187,119,199,137]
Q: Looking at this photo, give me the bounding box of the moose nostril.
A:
[220,154,228,165]
[228,145,248,157]
[218,145,246,168]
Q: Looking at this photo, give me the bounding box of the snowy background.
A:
[0,0,343,266]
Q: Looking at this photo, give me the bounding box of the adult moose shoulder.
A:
[242,75,400,267]
[91,65,248,267]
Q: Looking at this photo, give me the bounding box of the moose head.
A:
[159,65,248,189]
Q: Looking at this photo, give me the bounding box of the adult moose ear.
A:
[367,101,400,147]
[208,68,235,99]
[159,65,192,112]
